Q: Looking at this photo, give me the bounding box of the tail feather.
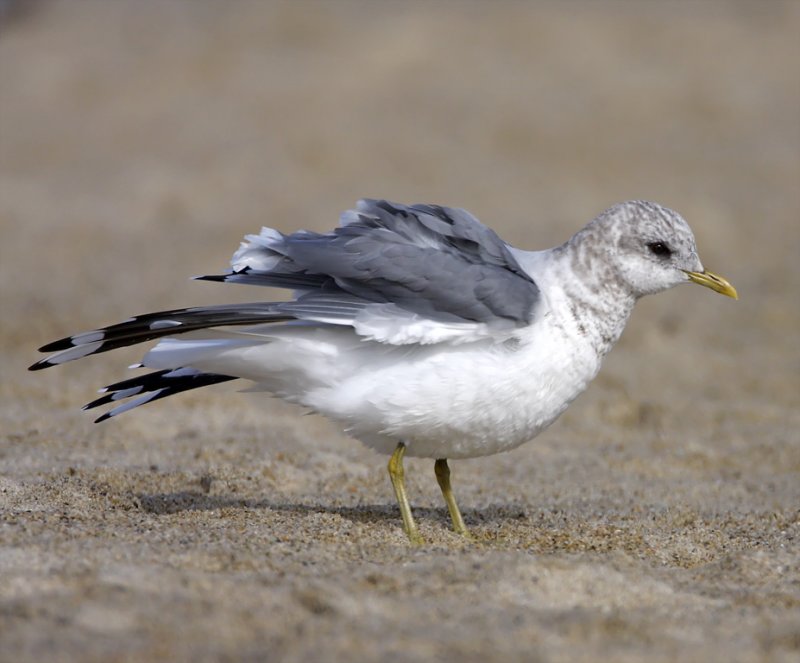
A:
[84,368,237,423]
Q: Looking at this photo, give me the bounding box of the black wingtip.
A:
[94,412,112,424]
[193,274,228,282]
[38,338,74,352]
[28,360,52,372]
[82,391,118,411]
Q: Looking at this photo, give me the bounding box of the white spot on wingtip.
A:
[150,320,182,330]
[105,389,166,418]
[111,387,144,401]
[163,367,201,379]
[71,331,105,345]
[48,341,104,364]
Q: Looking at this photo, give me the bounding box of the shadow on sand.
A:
[134,490,529,531]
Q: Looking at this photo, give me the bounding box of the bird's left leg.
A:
[388,442,424,545]
[434,458,470,537]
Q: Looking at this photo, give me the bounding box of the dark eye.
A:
[647,242,672,258]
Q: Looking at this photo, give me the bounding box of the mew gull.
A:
[31,199,737,543]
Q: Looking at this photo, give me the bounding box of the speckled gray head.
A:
[582,200,738,300]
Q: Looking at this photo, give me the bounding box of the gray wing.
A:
[32,199,541,371]
[201,199,540,328]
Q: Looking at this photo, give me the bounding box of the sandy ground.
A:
[1,1,799,661]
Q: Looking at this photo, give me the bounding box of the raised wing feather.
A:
[204,199,540,330]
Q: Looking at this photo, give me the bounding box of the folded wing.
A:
[200,199,540,342]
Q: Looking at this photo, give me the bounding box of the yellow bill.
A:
[683,270,738,299]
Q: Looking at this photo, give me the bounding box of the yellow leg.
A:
[388,442,424,545]
[434,458,470,537]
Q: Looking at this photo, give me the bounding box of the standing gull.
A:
[31,200,737,543]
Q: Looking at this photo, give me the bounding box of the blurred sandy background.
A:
[1,1,799,661]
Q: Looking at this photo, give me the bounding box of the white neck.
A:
[510,244,636,358]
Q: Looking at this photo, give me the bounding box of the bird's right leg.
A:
[434,458,471,537]
[387,441,424,545]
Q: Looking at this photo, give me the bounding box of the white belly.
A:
[305,320,603,459]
